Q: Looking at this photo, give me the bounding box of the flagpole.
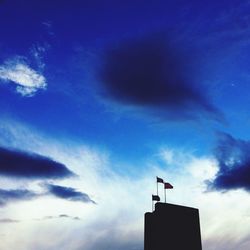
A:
[156,177,158,196]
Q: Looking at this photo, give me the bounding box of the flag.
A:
[152,195,160,201]
[156,176,164,183]
[164,182,173,189]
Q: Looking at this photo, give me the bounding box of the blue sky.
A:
[1,1,250,249]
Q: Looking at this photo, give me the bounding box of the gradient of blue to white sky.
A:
[1,1,250,249]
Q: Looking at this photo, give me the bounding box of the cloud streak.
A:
[0,218,20,223]
[40,214,80,221]
[207,132,250,192]
[0,57,47,96]
[0,188,37,206]
[46,184,95,204]
[98,34,222,122]
[0,146,75,179]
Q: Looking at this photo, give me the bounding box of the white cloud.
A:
[0,58,47,96]
[0,120,250,250]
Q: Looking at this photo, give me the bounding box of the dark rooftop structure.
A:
[144,202,202,250]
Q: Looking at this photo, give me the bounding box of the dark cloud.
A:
[207,132,250,191]
[58,214,80,220]
[0,146,75,179]
[46,184,95,204]
[59,214,69,218]
[39,214,80,221]
[0,188,37,206]
[98,34,222,122]
[0,218,20,223]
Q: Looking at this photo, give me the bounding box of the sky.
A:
[1,0,250,249]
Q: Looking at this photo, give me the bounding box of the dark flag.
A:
[156,177,164,183]
[164,182,173,189]
[152,195,160,201]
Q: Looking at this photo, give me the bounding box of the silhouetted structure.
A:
[144,202,202,250]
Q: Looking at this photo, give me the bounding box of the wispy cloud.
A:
[41,21,54,36]
[207,132,250,192]
[0,146,75,179]
[1,120,250,250]
[30,44,48,70]
[0,57,47,96]
[45,183,95,204]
